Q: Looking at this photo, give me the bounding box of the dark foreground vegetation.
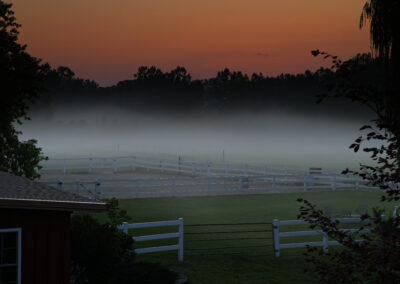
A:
[296,1,400,282]
[71,199,178,284]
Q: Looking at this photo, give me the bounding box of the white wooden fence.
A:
[38,155,341,177]
[272,217,383,258]
[118,218,184,261]
[41,174,376,199]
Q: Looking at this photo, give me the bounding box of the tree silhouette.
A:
[360,0,399,66]
[0,0,47,178]
[296,1,400,282]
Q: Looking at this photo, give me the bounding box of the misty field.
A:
[21,111,377,171]
[95,190,392,283]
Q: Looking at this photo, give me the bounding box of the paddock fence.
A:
[116,216,388,260]
[184,222,273,256]
[38,155,342,177]
[118,218,184,261]
[272,217,384,258]
[41,173,377,199]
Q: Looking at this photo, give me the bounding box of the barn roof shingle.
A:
[0,171,107,212]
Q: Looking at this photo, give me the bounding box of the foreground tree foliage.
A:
[0,0,46,179]
[70,199,178,284]
[297,1,400,282]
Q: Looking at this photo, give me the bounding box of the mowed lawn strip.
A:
[95,190,392,284]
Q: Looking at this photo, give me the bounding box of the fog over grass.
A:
[19,106,377,170]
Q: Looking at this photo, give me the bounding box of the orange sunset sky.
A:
[13,0,371,86]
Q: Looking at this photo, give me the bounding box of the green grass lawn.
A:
[97,190,394,284]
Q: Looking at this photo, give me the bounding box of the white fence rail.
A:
[118,218,184,261]
[39,155,342,177]
[41,174,377,199]
[272,217,383,258]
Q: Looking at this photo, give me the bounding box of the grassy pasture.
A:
[94,190,394,283]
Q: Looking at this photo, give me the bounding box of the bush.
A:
[70,214,135,284]
[70,199,178,284]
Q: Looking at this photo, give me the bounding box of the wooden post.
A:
[178,218,184,262]
[273,219,280,258]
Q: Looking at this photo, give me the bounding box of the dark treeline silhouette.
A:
[30,53,384,118]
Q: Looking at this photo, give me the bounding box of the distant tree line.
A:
[30,53,384,118]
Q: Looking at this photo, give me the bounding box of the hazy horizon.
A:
[19,106,377,170]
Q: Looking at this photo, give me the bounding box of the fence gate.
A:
[184,222,273,256]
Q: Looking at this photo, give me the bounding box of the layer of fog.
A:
[19,106,378,170]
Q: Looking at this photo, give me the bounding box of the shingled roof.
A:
[0,171,107,212]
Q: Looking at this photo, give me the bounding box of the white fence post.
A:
[393,206,399,217]
[272,176,276,191]
[89,158,93,173]
[113,159,117,173]
[178,218,184,262]
[322,232,328,253]
[95,179,101,199]
[273,219,280,258]
[122,222,128,235]
[57,180,63,190]
[331,175,337,191]
[284,168,288,182]
[132,156,136,171]
[161,160,165,173]
[135,180,140,198]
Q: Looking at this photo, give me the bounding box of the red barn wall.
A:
[0,209,71,284]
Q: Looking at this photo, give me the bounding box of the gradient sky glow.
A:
[14,0,370,86]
